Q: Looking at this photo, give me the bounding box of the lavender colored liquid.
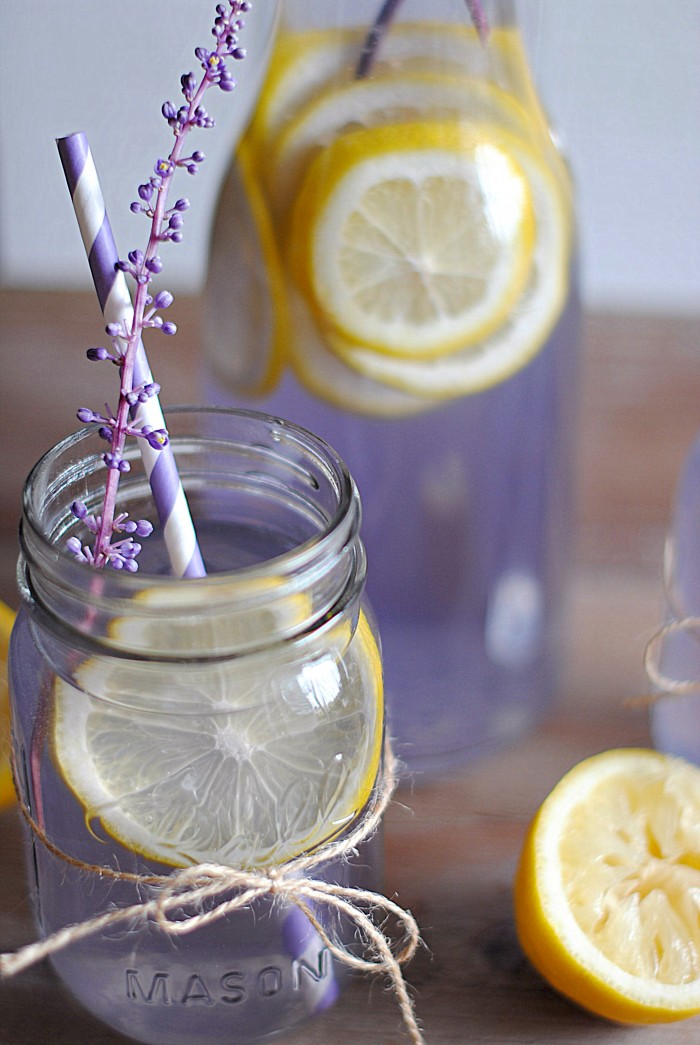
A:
[9,519,381,1045]
[206,280,579,775]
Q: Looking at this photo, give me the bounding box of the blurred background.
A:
[0,0,698,313]
[0,0,699,598]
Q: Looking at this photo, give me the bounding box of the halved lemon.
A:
[0,600,16,808]
[290,121,535,359]
[514,748,700,1024]
[328,132,570,397]
[54,603,383,870]
[267,72,532,219]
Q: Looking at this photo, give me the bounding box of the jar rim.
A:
[18,406,365,659]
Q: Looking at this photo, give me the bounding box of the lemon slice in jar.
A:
[514,748,700,1024]
[289,120,536,361]
[53,593,383,870]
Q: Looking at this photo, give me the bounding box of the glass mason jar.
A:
[202,0,580,777]
[9,406,384,1045]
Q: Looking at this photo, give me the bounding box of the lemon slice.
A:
[328,134,570,397]
[514,748,700,1024]
[286,289,434,418]
[267,72,531,218]
[290,121,535,359]
[0,600,16,808]
[54,607,383,870]
[249,22,506,154]
[203,138,288,397]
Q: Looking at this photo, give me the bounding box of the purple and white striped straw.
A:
[56,131,206,578]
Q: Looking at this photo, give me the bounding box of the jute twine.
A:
[643,537,700,699]
[1,742,425,1045]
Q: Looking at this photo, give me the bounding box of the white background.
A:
[0,0,698,314]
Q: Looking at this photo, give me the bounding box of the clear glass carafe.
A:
[9,406,383,1044]
[203,0,580,776]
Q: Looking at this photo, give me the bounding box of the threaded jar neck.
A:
[18,407,365,663]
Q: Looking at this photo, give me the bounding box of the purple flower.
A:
[74,0,252,573]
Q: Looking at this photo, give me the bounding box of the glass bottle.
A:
[203,0,580,776]
[9,406,383,1045]
[650,432,700,765]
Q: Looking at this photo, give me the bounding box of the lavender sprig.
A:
[69,1,251,571]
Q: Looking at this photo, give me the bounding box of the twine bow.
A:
[1,745,425,1045]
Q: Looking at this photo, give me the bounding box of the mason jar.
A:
[9,406,384,1045]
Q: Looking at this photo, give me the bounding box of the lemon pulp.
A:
[515,748,700,1024]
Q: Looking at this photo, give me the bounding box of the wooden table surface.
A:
[2,290,700,1043]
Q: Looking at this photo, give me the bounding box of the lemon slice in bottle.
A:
[202,138,289,397]
[328,132,570,397]
[286,289,434,418]
[290,121,535,360]
[267,72,532,219]
[54,598,383,870]
[515,748,700,1024]
[248,22,502,155]
[0,600,16,809]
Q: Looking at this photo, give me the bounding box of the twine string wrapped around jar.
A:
[1,743,425,1045]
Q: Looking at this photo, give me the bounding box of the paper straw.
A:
[56,132,206,578]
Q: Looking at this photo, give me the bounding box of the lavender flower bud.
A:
[174,198,190,211]
[66,536,83,556]
[181,71,197,99]
[135,519,154,537]
[138,183,154,201]
[162,100,178,121]
[70,500,89,520]
[128,249,145,267]
[77,407,96,423]
[154,291,173,309]
[146,255,163,274]
[161,322,177,336]
[98,426,112,442]
[86,346,109,361]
